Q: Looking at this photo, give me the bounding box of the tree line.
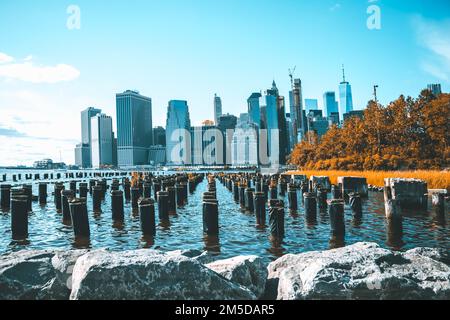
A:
[289,90,449,170]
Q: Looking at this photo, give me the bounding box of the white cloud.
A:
[0,52,14,64]
[413,16,450,81]
[0,52,80,83]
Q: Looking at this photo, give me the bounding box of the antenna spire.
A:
[342,64,346,82]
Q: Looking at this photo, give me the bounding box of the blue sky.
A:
[0,0,449,166]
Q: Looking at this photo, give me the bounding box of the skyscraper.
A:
[91,113,113,168]
[214,94,222,125]
[247,92,262,127]
[427,84,442,96]
[289,79,304,143]
[304,99,318,113]
[323,91,338,118]
[339,66,353,118]
[80,107,101,167]
[153,126,166,146]
[74,143,90,168]
[218,113,237,165]
[165,100,191,165]
[116,90,153,167]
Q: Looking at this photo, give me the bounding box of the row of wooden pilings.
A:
[1,171,133,183]
[215,173,362,247]
[0,172,205,242]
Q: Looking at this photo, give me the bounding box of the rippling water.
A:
[0,176,448,263]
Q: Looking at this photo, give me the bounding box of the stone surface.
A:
[70,249,256,300]
[268,242,450,300]
[166,249,219,264]
[0,250,60,300]
[206,255,267,298]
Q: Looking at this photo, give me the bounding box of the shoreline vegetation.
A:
[286,169,450,191]
[289,91,449,173]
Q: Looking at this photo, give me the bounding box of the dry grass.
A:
[286,170,450,190]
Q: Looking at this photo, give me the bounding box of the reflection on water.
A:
[0,177,448,264]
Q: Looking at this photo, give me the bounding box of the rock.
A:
[70,249,256,300]
[0,250,58,300]
[51,249,89,296]
[206,255,267,298]
[268,242,450,300]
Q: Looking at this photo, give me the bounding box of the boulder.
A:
[70,249,256,300]
[268,242,450,300]
[0,250,60,300]
[166,249,218,264]
[206,255,267,298]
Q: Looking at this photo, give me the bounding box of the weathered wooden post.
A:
[233,181,239,203]
[317,188,328,211]
[131,187,140,212]
[167,186,177,215]
[287,184,298,213]
[245,188,255,214]
[239,184,246,210]
[111,190,124,222]
[254,192,266,227]
[143,182,152,199]
[203,199,219,236]
[54,183,64,213]
[22,184,32,212]
[79,183,88,199]
[329,199,345,239]
[123,180,131,202]
[349,192,362,218]
[1,184,11,210]
[92,185,103,213]
[139,198,156,237]
[269,184,278,200]
[153,181,161,199]
[331,184,342,200]
[38,183,47,205]
[269,199,285,240]
[175,184,184,208]
[61,189,75,224]
[11,195,28,240]
[157,191,169,223]
[304,192,317,221]
[69,198,90,240]
[70,181,77,194]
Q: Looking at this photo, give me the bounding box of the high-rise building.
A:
[91,113,113,168]
[165,100,191,165]
[339,66,353,118]
[289,79,304,143]
[191,124,221,165]
[264,81,288,165]
[217,113,237,165]
[148,146,166,166]
[153,126,166,146]
[427,84,442,96]
[214,94,222,125]
[306,110,329,138]
[116,90,153,167]
[323,91,338,118]
[304,99,318,113]
[231,119,258,166]
[247,92,262,127]
[74,143,90,168]
[80,107,101,168]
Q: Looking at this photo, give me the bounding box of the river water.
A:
[0,171,448,263]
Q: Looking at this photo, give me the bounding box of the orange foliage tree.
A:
[289,91,450,170]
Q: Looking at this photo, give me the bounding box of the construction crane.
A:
[288,66,296,89]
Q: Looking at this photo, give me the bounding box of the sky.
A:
[0,0,449,166]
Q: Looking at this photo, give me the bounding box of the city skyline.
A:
[0,0,449,166]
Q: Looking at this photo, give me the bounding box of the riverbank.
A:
[285,170,450,191]
[1,242,448,300]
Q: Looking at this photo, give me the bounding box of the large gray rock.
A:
[166,249,218,264]
[70,249,256,300]
[268,242,450,300]
[206,255,267,298]
[0,250,62,300]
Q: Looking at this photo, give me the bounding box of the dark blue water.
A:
[0,177,448,263]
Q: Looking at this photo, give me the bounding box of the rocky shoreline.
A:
[0,242,449,300]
